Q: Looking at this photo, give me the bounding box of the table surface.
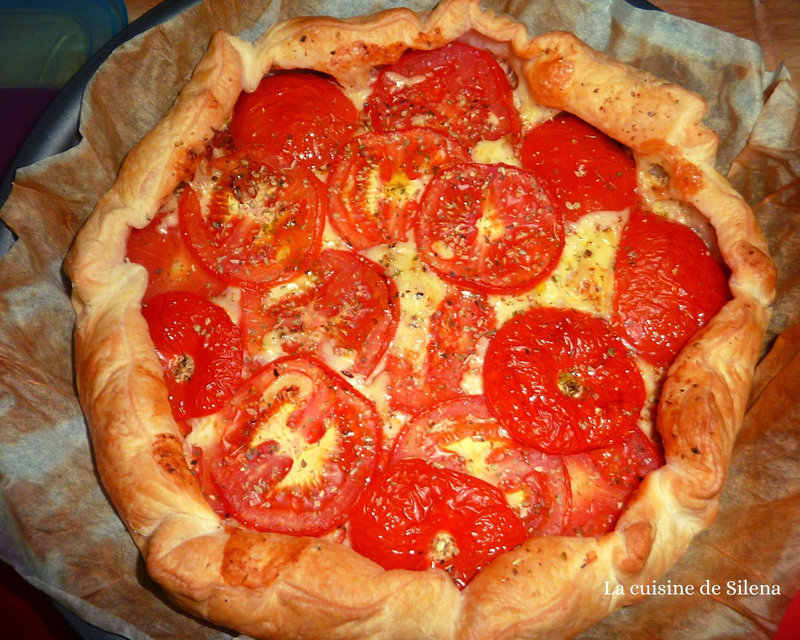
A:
[125,0,800,90]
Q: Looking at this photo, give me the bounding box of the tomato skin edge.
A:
[385,289,496,412]
[363,43,522,149]
[563,427,664,536]
[520,112,638,222]
[326,127,471,251]
[239,248,400,379]
[230,70,359,172]
[126,209,227,302]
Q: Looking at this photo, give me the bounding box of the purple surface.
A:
[0,88,60,184]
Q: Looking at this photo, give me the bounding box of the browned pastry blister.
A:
[64,0,777,638]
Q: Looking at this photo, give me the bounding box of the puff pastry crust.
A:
[65,1,777,638]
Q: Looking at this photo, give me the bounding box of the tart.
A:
[64,0,776,638]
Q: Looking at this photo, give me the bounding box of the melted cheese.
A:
[246,273,318,365]
[490,209,629,325]
[459,336,489,395]
[358,369,392,418]
[636,357,659,440]
[514,83,559,131]
[471,138,521,167]
[476,200,508,244]
[256,271,318,308]
[344,86,371,112]
[383,71,427,90]
[227,207,647,449]
[362,239,448,370]
[321,218,352,251]
[439,433,530,519]
[185,413,220,453]
[442,434,500,480]
[365,166,427,211]
[212,287,242,325]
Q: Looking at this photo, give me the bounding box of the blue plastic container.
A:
[0,0,128,88]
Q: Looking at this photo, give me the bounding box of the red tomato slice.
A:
[179,151,325,286]
[188,444,227,517]
[141,291,243,419]
[239,249,399,378]
[349,457,527,588]
[126,210,226,302]
[386,288,495,411]
[363,42,521,148]
[207,356,382,536]
[484,306,646,454]
[229,71,358,171]
[564,428,664,536]
[520,113,637,222]
[612,208,730,368]
[326,128,470,250]
[392,397,570,536]
[416,163,564,293]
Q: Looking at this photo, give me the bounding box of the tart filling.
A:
[128,41,729,583]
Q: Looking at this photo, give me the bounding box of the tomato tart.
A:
[65,0,776,638]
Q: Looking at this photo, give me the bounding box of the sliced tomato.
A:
[188,444,227,517]
[386,288,495,411]
[229,71,358,171]
[179,151,325,286]
[126,209,226,302]
[520,113,637,222]
[392,396,570,536]
[612,208,730,368]
[416,163,564,293]
[239,249,399,378]
[349,457,527,588]
[564,428,664,536]
[141,291,243,419]
[484,306,645,454]
[207,356,382,536]
[363,42,521,148]
[326,128,470,250]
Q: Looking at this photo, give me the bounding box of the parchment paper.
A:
[0,1,798,638]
